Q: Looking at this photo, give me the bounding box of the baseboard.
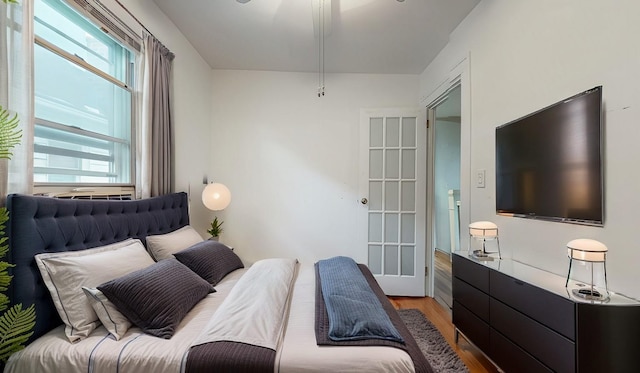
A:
[434,248,452,258]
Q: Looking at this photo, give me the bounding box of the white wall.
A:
[434,119,461,254]
[420,0,640,298]
[120,0,213,235]
[210,70,418,265]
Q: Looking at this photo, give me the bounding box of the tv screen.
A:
[495,86,603,225]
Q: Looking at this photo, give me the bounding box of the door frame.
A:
[422,56,471,298]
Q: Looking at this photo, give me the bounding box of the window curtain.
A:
[0,0,34,202]
[138,32,174,198]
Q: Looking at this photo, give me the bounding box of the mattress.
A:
[5,263,415,373]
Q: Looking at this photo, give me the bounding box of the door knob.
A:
[361,198,368,205]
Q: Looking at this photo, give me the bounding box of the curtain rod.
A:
[113,0,155,40]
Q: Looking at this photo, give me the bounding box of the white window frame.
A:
[33,0,139,192]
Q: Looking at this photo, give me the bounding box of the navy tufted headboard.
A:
[6,192,190,343]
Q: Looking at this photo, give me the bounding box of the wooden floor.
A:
[389,296,499,373]
[434,250,453,312]
[393,250,497,371]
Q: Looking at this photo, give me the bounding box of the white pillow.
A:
[145,225,203,261]
[35,239,155,343]
[82,287,131,340]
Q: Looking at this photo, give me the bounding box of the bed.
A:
[4,192,433,373]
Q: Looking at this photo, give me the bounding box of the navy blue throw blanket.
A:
[317,256,404,343]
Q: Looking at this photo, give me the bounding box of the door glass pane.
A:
[368,112,421,284]
[386,117,399,147]
[401,149,416,179]
[369,149,383,179]
[368,245,382,275]
[385,213,399,243]
[370,118,383,147]
[369,181,382,210]
[401,245,415,276]
[401,181,415,211]
[384,245,399,275]
[385,181,399,211]
[385,149,399,179]
[402,117,417,147]
[368,213,382,242]
[401,213,415,243]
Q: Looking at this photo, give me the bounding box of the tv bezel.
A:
[495,86,604,226]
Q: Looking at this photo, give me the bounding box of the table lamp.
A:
[566,238,608,301]
[469,221,501,260]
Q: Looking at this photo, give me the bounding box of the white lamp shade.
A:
[469,221,498,238]
[202,183,231,211]
[567,239,607,262]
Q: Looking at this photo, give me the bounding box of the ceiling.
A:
[152,0,480,74]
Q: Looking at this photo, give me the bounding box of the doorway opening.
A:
[429,85,461,311]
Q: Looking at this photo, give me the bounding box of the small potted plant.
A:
[207,217,223,241]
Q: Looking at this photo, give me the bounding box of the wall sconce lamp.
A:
[469,221,501,260]
[566,239,609,301]
[202,182,231,240]
[202,182,231,211]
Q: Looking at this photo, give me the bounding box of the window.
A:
[34,0,135,185]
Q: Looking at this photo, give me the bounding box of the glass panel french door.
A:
[360,109,426,296]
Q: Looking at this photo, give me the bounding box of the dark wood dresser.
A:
[452,252,640,373]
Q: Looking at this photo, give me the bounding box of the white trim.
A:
[424,53,472,299]
[422,53,468,106]
[35,37,131,89]
[33,185,136,199]
[65,0,142,52]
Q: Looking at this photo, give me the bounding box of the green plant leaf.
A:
[0,107,33,363]
[0,240,7,258]
[0,207,8,229]
[0,304,35,362]
[0,263,13,292]
[0,294,8,313]
[0,208,7,259]
[0,209,10,292]
[0,106,22,160]
[207,216,224,237]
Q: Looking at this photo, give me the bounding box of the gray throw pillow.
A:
[98,258,214,339]
[174,240,244,286]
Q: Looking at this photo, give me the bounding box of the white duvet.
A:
[5,261,414,373]
[193,258,298,350]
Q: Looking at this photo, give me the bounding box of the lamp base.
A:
[471,250,495,261]
[572,288,608,301]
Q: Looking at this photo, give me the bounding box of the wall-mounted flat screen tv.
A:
[495,86,603,226]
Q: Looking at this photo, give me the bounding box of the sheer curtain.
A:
[138,32,175,198]
[0,0,34,201]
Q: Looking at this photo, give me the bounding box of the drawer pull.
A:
[514,280,525,286]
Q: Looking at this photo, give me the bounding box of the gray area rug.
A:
[398,308,469,373]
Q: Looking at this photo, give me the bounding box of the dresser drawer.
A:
[576,303,640,373]
[490,269,575,340]
[452,254,489,293]
[491,298,575,373]
[490,328,553,373]
[452,276,489,322]
[453,300,490,353]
